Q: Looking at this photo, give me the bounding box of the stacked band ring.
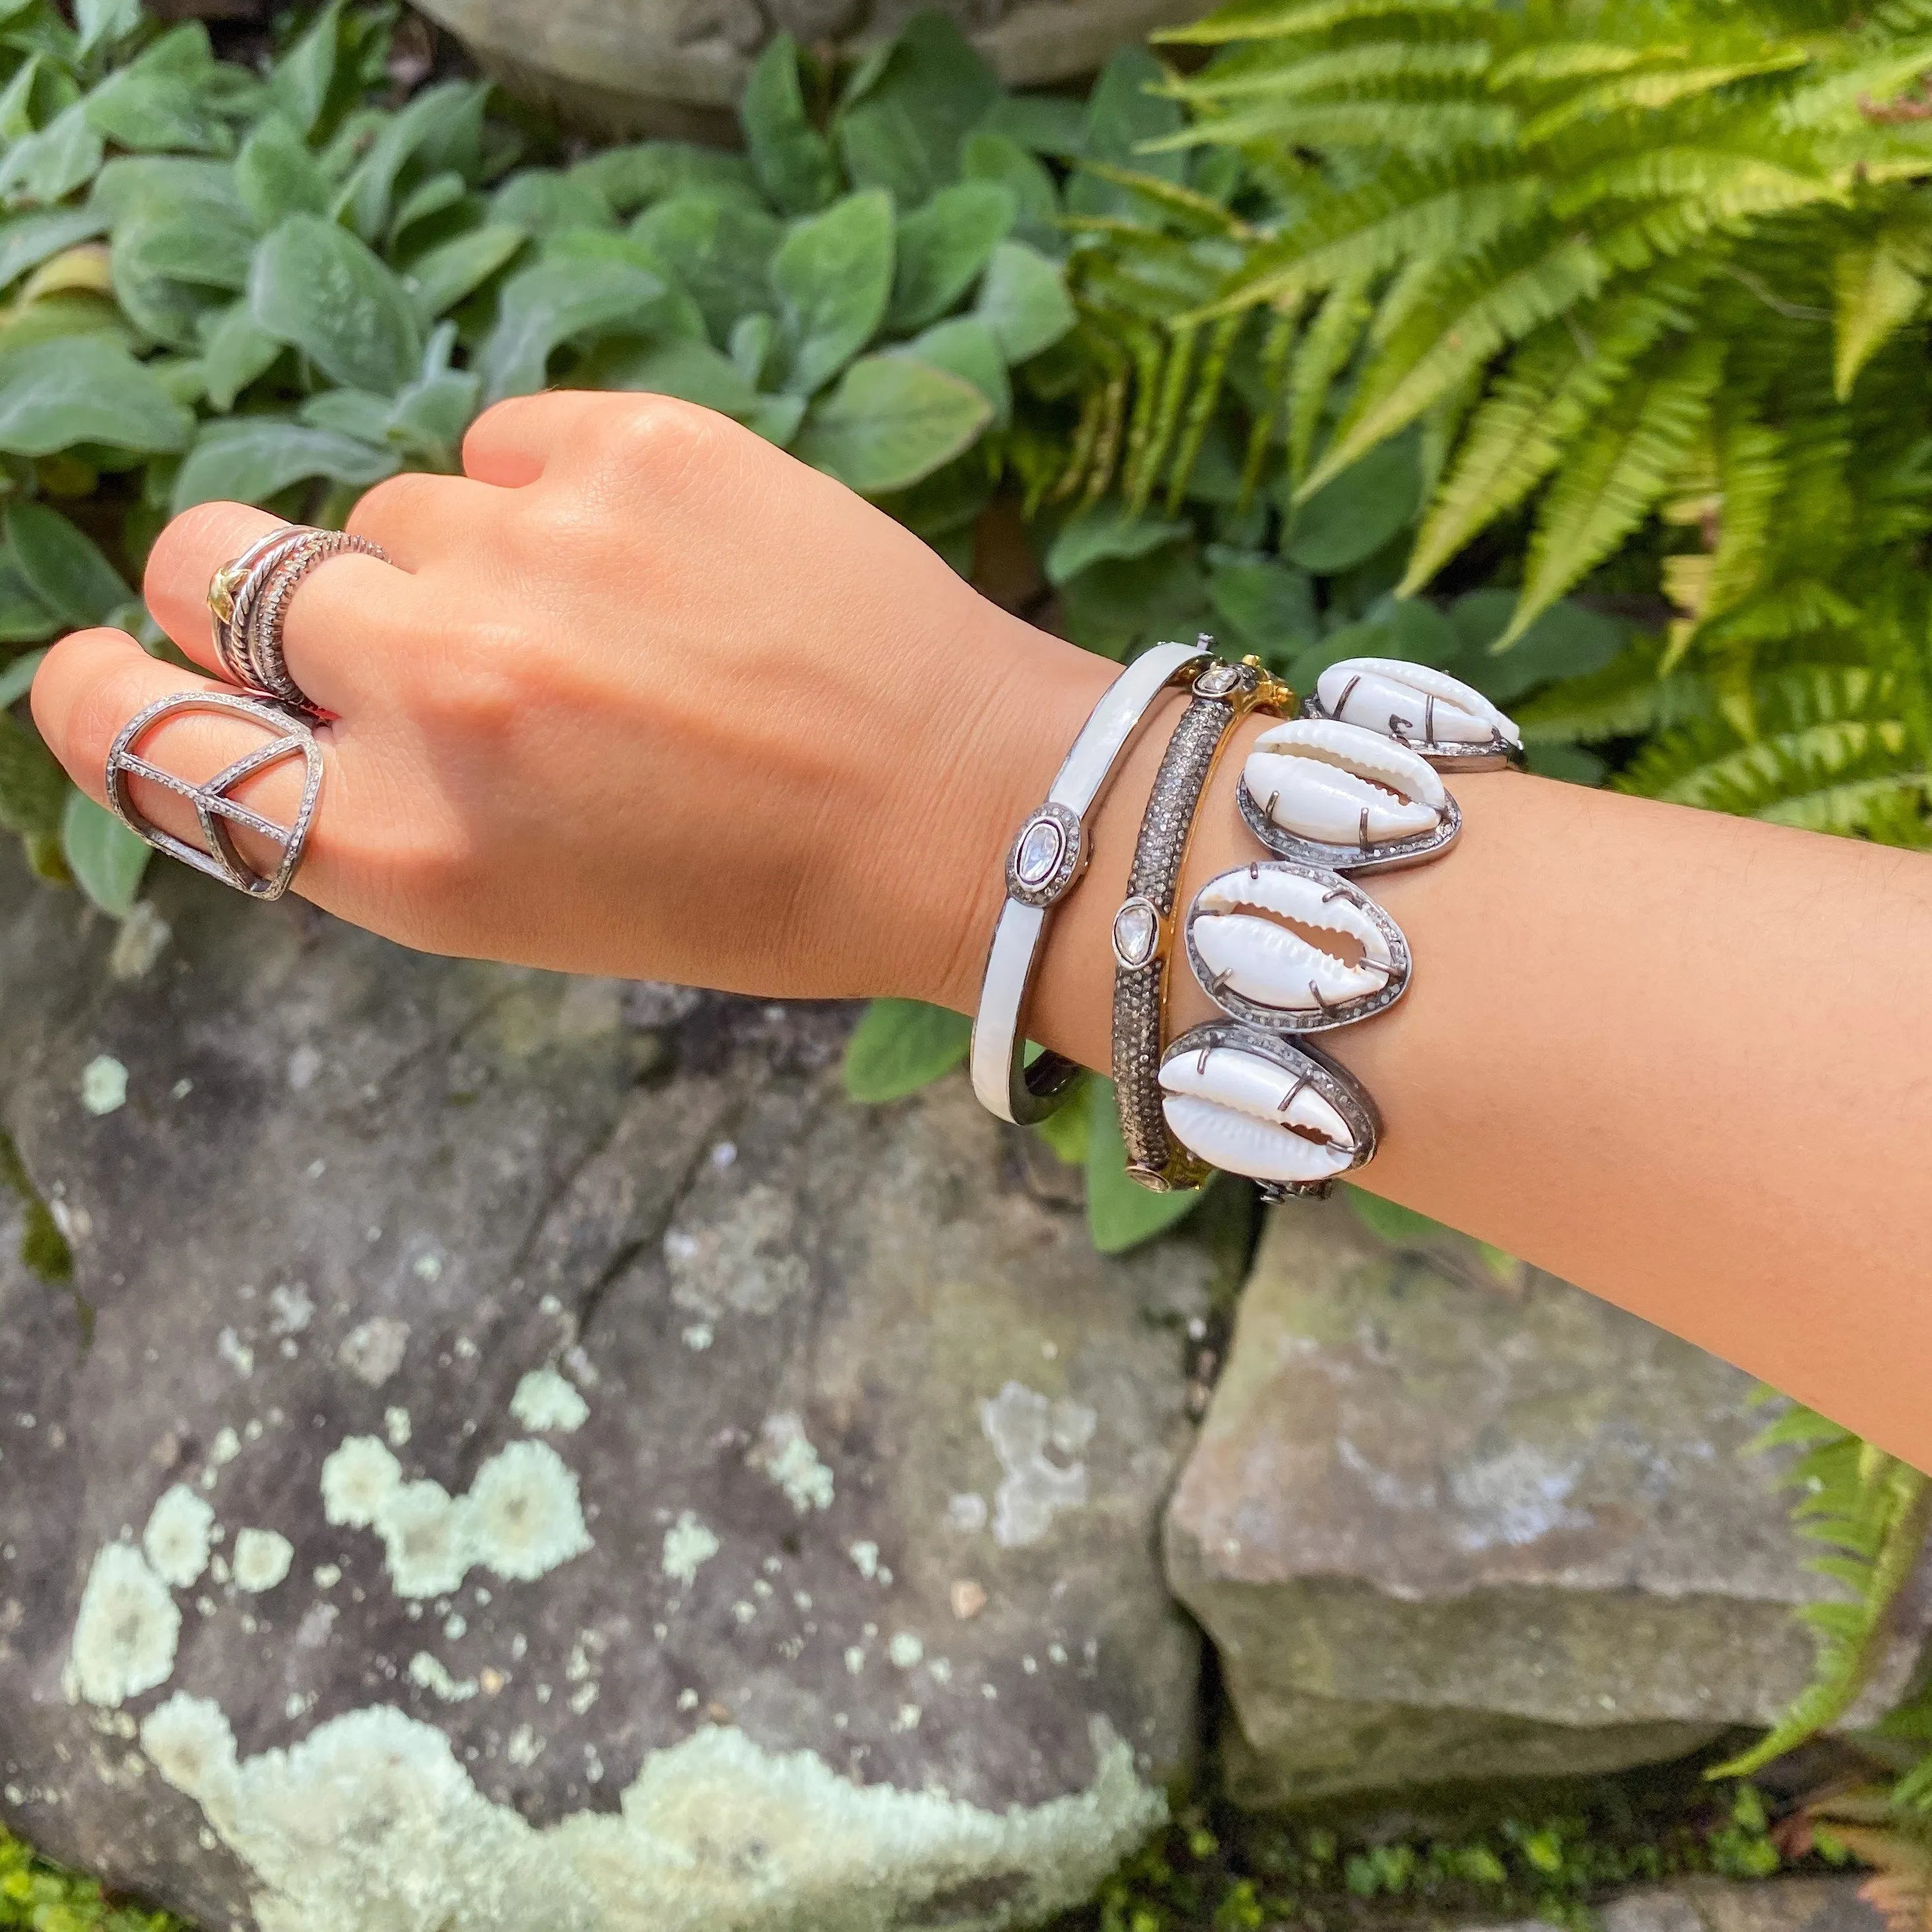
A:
[207,524,384,713]
[1114,651,1522,1201]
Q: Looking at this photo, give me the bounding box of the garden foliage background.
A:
[2,0,1932,1918]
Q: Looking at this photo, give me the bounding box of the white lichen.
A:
[407,1652,478,1702]
[232,1529,294,1595]
[319,1437,401,1530]
[758,1413,834,1514]
[374,1480,472,1599]
[267,1285,313,1336]
[337,1318,410,1388]
[209,1426,241,1467]
[80,1054,127,1116]
[848,1541,879,1580]
[143,1486,216,1590]
[465,1441,591,1583]
[141,1701,1162,1932]
[384,1407,411,1449]
[887,1632,924,1670]
[140,1693,238,1836]
[68,1543,180,1708]
[661,1512,719,1587]
[981,1382,1093,1549]
[510,1368,589,1435]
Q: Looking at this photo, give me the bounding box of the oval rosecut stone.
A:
[1112,898,1158,969]
[1015,815,1065,888]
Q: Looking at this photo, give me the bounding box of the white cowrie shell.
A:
[1314,657,1521,757]
[1160,1047,1358,1185]
[1191,866,1396,1015]
[1246,717,1446,848]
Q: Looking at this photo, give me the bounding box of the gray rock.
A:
[1461,1879,1884,1932]
[1164,1199,1932,1805]
[0,853,1206,1931]
[412,0,1214,139]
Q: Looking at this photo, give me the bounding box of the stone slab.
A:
[0,853,1207,1931]
[1164,1199,1932,1804]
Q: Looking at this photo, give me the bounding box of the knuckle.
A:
[347,471,441,541]
[587,393,726,480]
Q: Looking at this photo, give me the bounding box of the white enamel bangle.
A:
[971,640,1212,1125]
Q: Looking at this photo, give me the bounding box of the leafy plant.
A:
[0,0,1088,906]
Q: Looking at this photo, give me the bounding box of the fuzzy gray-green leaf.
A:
[3,502,127,627]
[172,415,398,512]
[888,180,1015,334]
[0,336,193,455]
[250,213,424,393]
[772,188,894,395]
[742,34,840,217]
[793,351,991,495]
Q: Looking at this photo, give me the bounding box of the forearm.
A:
[925,616,1932,1469]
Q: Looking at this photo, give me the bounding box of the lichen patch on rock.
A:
[67,1543,180,1708]
[142,1486,215,1590]
[510,1368,589,1435]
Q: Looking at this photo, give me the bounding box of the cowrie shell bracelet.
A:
[969,642,1522,1204]
[1130,653,1522,1201]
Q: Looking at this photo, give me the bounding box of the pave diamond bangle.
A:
[1108,653,1292,1189]
[970,639,1211,1125]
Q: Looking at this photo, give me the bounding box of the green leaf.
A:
[841,997,971,1101]
[632,194,782,347]
[1207,552,1317,658]
[401,221,525,320]
[3,502,126,627]
[0,708,65,837]
[742,34,840,217]
[0,209,106,293]
[268,0,345,138]
[0,646,49,706]
[0,336,193,455]
[974,240,1074,362]
[250,213,424,394]
[888,181,1015,335]
[198,298,283,413]
[76,0,143,58]
[61,787,149,916]
[793,352,991,496]
[1283,430,1421,573]
[1445,590,1623,703]
[1346,1185,1455,1248]
[0,104,104,208]
[573,141,761,217]
[84,27,234,156]
[904,315,1009,428]
[976,93,1087,159]
[299,388,393,442]
[961,130,1059,251]
[491,166,616,238]
[772,188,894,395]
[102,156,260,349]
[1034,1083,1091,1165]
[1047,503,1188,586]
[574,335,760,418]
[171,415,398,513]
[834,12,1000,207]
[338,81,489,243]
[477,253,676,405]
[235,114,331,227]
[1833,226,1927,400]
[1068,48,1187,218]
[1085,1077,1207,1253]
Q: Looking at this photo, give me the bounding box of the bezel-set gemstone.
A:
[1112,897,1158,969]
[1015,815,1065,887]
[1193,662,1240,697]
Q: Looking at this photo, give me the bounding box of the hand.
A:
[30,391,1107,1003]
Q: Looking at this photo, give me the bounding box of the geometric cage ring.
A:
[104,690,323,901]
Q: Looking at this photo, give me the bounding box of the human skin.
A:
[30,389,1932,1469]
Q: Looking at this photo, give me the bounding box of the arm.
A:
[30,391,1932,1465]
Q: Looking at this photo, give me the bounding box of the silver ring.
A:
[105,691,323,900]
[207,525,385,712]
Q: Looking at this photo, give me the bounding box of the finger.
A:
[345,469,505,568]
[462,391,615,487]
[143,498,424,716]
[32,628,343,898]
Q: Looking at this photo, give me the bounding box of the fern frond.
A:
[1303,231,1605,498]
[1156,0,1479,48]
[1502,337,1723,643]
[1195,157,1541,317]
[1149,96,1517,157]
[1710,1405,1932,1779]
[1401,279,1701,589]
[1550,147,1845,226]
[1834,221,1930,397]
[1287,271,1374,481]
[1486,42,1661,87]
[1521,53,1817,147]
[1512,637,1712,743]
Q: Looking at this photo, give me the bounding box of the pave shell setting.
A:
[1160,1024,1379,1199]
[1186,859,1412,1032]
